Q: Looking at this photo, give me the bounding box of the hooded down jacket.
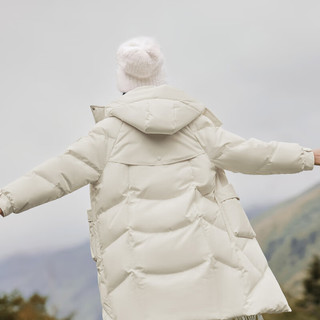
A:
[0,84,315,320]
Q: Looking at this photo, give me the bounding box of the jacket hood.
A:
[90,84,222,135]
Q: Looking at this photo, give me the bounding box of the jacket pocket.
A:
[215,184,256,239]
[87,209,98,262]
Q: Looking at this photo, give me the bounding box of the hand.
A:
[313,149,320,166]
[0,208,3,217]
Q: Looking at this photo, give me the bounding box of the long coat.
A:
[0,84,315,320]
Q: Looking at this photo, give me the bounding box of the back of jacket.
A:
[0,84,314,320]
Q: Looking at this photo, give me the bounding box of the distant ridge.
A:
[251,182,320,297]
[0,241,102,320]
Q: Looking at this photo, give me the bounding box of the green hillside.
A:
[250,182,320,298]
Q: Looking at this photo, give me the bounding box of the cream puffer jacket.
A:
[0,84,315,320]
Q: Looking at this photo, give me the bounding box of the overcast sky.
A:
[0,0,319,261]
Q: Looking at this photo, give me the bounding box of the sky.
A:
[0,0,319,261]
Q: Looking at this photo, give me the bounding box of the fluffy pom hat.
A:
[116,36,167,93]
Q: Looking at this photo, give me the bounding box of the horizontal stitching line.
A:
[31,171,65,195]
[66,150,101,175]
[108,151,206,166]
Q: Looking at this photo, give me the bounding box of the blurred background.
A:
[0,0,319,319]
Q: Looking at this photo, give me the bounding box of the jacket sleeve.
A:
[192,114,315,175]
[0,120,109,217]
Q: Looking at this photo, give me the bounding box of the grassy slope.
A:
[250,182,320,298]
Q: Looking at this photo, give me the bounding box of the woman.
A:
[1,36,319,320]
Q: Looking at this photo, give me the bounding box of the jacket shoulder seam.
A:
[106,119,124,163]
[186,117,211,159]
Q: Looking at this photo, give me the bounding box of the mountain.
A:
[0,241,102,320]
[250,182,320,298]
[243,203,275,220]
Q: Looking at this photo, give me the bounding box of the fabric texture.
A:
[0,84,315,320]
[116,36,167,93]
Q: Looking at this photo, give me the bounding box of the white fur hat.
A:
[116,36,167,93]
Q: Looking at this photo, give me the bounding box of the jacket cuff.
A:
[302,147,315,171]
[0,191,14,217]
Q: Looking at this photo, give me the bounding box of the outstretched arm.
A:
[192,113,317,174]
[210,128,317,174]
[0,119,110,218]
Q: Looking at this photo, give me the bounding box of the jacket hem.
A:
[227,314,264,320]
